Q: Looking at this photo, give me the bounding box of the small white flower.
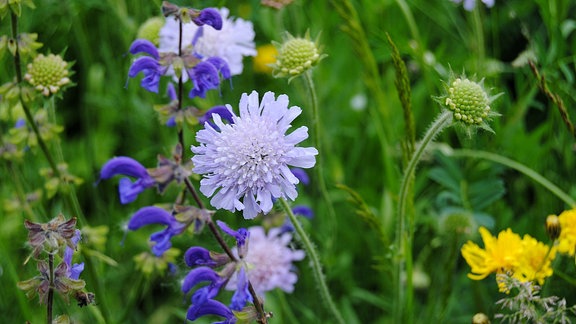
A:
[227,226,305,295]
[191,91,318,219]
[159,7,256,76]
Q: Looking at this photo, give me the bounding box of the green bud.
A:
[25,53,71,96]
[271,31,326,81]
[136,16,164,46]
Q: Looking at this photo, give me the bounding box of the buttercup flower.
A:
[253,44,277,74]
[191,91,318,219]
[557,208,576,256]
[461,227,555,292]
[227,226,305,295]
[452,0,495,11]
[25,53,71,96]
[159,7,256,76]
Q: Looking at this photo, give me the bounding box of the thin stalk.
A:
[278,198,345,324]
[395,110,452,322]
[448,149,576,207]
[184,178,268,323]
[47,253,54,324]
[471,5,485,72]
[302,71,336,242]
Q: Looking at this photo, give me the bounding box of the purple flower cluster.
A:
[127,7,231,98]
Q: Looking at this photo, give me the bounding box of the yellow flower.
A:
[516,234,556,285]
[253,44,277,74]
[558,208,576,256]
[461,227,556,292]
[461,227,524,280]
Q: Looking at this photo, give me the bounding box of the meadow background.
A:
[1,0,575,323]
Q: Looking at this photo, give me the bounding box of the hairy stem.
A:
[279,198,345,324]
[302,71,337,244]
[395,110,452,322]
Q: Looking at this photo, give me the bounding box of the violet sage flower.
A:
[63,229,84,280]
[191,91,318,219]
[127,206,186,256]
[99,156,156,204]
[128,39,168,93]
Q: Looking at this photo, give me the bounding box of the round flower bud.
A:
[472,312,491,324]
[25,54,72,96]
[445,78,491,125]
[272,31,325,80]
[136,17,165,46]
[545,214,561,241]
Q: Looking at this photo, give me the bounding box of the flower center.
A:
[445,78,490,124]
[215,115,286,191]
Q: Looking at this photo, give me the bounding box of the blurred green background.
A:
[1,0,575,323]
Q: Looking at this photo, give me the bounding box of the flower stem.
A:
[447,149,576,207]
[471,5,485,72]
[47,253,54,324]
[302,71,337,244]
[182,178,268,323]
[279,198,345,324]
[395,110,452,322]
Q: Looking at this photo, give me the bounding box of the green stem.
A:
[471,5,485,72]
[278,198,345,324]
[448,149,576,207]
[395,110,452,323]
[302,71,337,242]
[47,253,54,324]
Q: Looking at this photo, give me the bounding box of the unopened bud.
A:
[545,214,561,241]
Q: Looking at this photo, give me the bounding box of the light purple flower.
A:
[100,157,156,204]
[127,206,185,256]
[159,7,256,76]
[226,226,305,295]
[452,0,494,11]
[191,91,318,219]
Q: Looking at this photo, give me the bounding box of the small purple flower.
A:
[182,266,224,296]
[281,205,314,233]
[100,157,156,204]
[230,266,252,311]
[217,220,249,258]
[63,229,84,280]
[187,57,231,98]
[128,206,185,256]
[185,246,224,268]
[193,8,223,30]
[290,168,310,186]
[199,105,234,128]
[186,299,236,323]
[128,39,168,93]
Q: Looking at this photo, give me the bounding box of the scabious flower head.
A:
[271,31,326,81]
[557,208,576,256]
[159,7,256,76]
[437,74,501,136]
[461,227,556,292]
[191,91,318,219]
[227,226,305,295]
[24,53,72,96]
[136,16,165,46]
[452,0,495,11]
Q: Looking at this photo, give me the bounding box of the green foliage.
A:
[1,0,576,323]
